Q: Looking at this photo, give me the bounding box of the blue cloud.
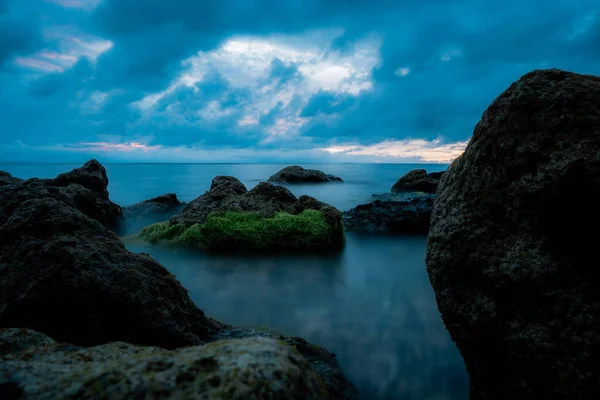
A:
[300,91,356,118]
[0,0,599,162]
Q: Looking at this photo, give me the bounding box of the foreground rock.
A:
[0,160,122,228]
[343,193,434,233]
[391,169,445,194]
[268,165,343,183]
[0,197,220,348]
[426,69,600,399]
[0,162,357,398]
[149,177,345,253]
[1,328,328,399]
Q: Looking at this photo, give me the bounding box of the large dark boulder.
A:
[343,193,434,233]
[0,197,220,349]
[268,165,343,183]
[426,69,600,399]
[0,160,122,228]
[391,169,445,194]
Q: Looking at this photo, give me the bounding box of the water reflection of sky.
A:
[127,233,468,400]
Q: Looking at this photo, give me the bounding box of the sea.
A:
[0,162,468,400]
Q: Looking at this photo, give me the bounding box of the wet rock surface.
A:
[0,162,357,399]
[343,193,434,234]
[0,328,329,400]
[426,69,600,399]
[268,165,343,184]
[391,169,445,194]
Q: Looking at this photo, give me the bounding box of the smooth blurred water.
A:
[0,163,468,400]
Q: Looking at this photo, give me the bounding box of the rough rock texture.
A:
[0,328,328,400]
[268,166,343,183]
[391,169,445,194]
[170,176,342,230]
[0,165,357,399]
[0,160,122,228]
[426,69,600,399]
[343,193,434,233]
[121,193,186,234]
[0,197,221,349]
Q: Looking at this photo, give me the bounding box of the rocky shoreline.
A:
[0,161,358,399]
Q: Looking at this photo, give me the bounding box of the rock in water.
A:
[0,328,328,400]
[0,160,122,228]
[160,177,345,253]
[426,69,600,399]
[268,165,343,183]
[121,193,186,234]
[391,169,445,194]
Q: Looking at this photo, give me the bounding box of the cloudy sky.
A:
[0,0,598,163]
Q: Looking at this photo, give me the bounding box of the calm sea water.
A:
[0,163,468,400]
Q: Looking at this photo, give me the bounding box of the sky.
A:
[0,0,598,163]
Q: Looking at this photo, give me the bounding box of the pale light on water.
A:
[0,162,468,399]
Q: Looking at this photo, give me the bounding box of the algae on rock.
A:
[139,176,346,253]
[140,209,344,253]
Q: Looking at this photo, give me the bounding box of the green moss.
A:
[139,222,187,242]
[138,210,344,253]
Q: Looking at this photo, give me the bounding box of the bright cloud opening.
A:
[134,31,381,138]
[318,139,469,163]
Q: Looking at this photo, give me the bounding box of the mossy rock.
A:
[139,210,345,253]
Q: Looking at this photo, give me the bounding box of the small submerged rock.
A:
[121,193,187,234]
[343,193,434,234]
[140,176,345,253]
[427,69,600,399]
[391,169,445,194]
[0,328,329,400]
[268,165,343,183]
[343,168,444,234]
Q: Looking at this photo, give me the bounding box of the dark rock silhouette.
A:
[426,69,600,399]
